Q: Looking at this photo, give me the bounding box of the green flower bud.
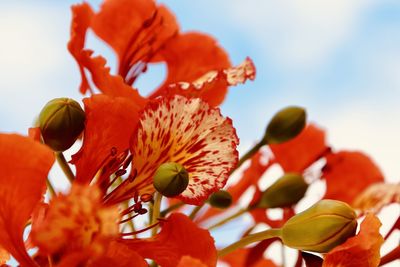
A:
[281,199,357,253]
[264,106,306,144]
[209,190,232,209]
[153,162,189,197]
[39,98,85,151]
[255,173,308,209]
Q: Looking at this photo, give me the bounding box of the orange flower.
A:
[323,213,384,267]
[0,134,54,267]
[68,0,255,107]
[353,182,400,213]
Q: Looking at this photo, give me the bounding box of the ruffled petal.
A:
[164,57,256,107]
[121,213,217,267]
[323,151,385,204]
[353,183,400,213]
[71,95,141,183]
[269,124,329,172]
[323,213,384,267]
[105,95,239,205]
[0,134,54,266]
[149,32,232,106]
[220,248,278,267]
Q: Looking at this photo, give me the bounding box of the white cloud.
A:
[225,0,372,70]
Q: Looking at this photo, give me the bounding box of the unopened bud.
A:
[39,98,85,151]
[209,190,232,209]
[153,162,189,197]
[255,173,308,209]
[281,199,357,253]
[264,106,306,144]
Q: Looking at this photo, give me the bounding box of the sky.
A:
[0,0,399,265]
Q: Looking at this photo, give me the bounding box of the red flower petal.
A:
[0,134,54,266]
[323,213,384,267]
[323,151,385,204]
[270,124,328,172]
[221,248,278,267]
[91,0,178,80]
[149,32,232,106]
[164,57,256,107]
[68,3,146,105]
[177,256,207,267]
[121,213,217,267]
[71,95,141,183]
[105,95,239,205]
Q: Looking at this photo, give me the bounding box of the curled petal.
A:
[71,95,141,183]
[106,95,239,205]
[165,57,256,107]
[270,124,329,172]
[68,3,146,105]
[323,151,385,204]
[353,183,400,213]
[121,213,217,267]
[149,32,232,106]
[0,134,54,266]
[323,213,384,267]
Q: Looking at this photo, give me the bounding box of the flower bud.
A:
[39,98,85,151]
[281,199,357,253]
[153,162,189,197]
[209,190,232,209]
[255,173,308,209]
[264,106,306,144]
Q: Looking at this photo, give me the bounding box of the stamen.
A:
[119,213,140,224]
[115,169,127,177]
[120,222,160,236]
[140,193,153,202]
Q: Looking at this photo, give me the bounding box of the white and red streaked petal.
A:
[105,95,239,205]
[166,57,256,107]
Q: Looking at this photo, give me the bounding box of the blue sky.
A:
[0,0,399,266]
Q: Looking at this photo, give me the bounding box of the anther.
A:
[140,193,153,203]
[115,169,127,177]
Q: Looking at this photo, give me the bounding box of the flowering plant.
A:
[0,0,399,266]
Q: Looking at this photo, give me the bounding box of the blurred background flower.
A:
[0,0,399,266]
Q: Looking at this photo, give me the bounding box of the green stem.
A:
[55,152,75,183]
[151,193,162,236]
[208,209,248,231]
[46,178,56,197]
[235,139,266,171]
[189,205,203,220]
[160,201,184,217]
[218,228,282,257]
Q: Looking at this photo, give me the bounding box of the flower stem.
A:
[235,139,266,171]
[379,245,400,266]
[46,178,56,197]
[189,205,203,220]
[55,152,75,183]
[160,201,184,217]
[218,228,282,257]
[151,193,162,236]
[208,209,248,231]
